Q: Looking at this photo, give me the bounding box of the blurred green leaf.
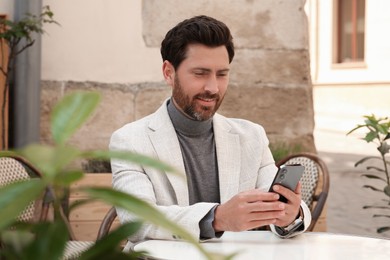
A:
[378,142,390,155]
[361,174,386,182]
[0,179,45,231]
[51,91,100,145]
[1,230,35,256]
[25,220,68,260]
[373,214,390,218]
[346,124,365,135]
[0,150,19,158]
[384,185,390,197]
[377,124,388,135]
[377,227,390,233]
[82,150,181,175]
[79,222,142,260]
[354,156,382,167]
[54,170,84,186]
[83,187,211,258]
[362,185,382,192]
[363,205,390,210]
[68,198,96,213]
[364,131,377,143]
[17,144,81,179]
[365,166,385,173]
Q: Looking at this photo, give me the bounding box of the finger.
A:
[272,185,300,203]
[233,218,277,231]
[249,210,286,222]
[247,219,277,230]
[294,181,302,194]
[238,189,279,203]
[247,201,285,213]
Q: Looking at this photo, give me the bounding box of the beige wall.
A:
[40,0,316,157]
[306,0,390,153]
[42,0,161,83]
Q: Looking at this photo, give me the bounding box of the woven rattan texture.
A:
[283,157,319,208]
[0,157,36,222]
[63,241,94,260]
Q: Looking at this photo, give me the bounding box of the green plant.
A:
[0,91,227,259]
[0,5,58,149]
[347,114,390,234]
[82,159,111,173]
[270,141,302,163]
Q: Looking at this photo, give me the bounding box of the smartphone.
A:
[268,164,305,203]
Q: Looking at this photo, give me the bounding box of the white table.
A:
[134,231,390,260]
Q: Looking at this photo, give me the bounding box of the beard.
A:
[172,75,224,121]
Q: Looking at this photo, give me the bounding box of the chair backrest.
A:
[97,207,117,240]
[276,152,330,231]
[0,156,49,222]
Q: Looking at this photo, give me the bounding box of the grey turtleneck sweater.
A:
[167,99,221,238]
[167,99,220,204]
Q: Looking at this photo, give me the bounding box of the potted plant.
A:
[0,91,226,259]
[0,5,57,150]
[347,114,390,234]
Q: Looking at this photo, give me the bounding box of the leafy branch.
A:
[0,5,58,149]
[348,114,390,234]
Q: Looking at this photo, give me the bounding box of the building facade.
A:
[307,0,390,153]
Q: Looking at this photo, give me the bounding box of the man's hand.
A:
[213,189,285,232]
[270,182,302,227]
[212,183,302,232]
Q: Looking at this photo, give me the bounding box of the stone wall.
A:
[40,0,315,159]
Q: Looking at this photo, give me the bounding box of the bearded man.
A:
[110,15,311,250]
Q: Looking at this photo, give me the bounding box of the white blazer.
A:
[110,100,311,247]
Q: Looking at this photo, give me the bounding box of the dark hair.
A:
[161,15,235,69]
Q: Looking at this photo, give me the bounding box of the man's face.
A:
[164,44,230,121]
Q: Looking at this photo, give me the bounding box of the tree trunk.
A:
[0,15,9,150]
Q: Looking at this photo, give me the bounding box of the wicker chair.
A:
[276,152,330,231]
[97,206,118,240]
[0,155,94,260]
[0,155,50,222]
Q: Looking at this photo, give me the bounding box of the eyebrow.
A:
[192,68,230,73]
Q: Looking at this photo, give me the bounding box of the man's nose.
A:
[204,75,219,94]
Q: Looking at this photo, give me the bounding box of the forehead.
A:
[180,44,230,69]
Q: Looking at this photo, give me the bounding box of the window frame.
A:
[333,0,366,67]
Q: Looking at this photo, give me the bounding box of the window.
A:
[335,0,365,64]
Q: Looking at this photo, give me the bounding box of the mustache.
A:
[194,92,220,100]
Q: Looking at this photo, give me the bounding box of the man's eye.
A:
[194,72,206,76]
[217,73,228,77]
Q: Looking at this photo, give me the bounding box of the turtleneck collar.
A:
[167,98,213,136]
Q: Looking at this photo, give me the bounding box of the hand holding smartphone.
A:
[268,164,305,203]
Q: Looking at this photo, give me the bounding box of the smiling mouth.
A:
[195,93,219,104]
[197,97,215,102]
[196,97,217,107]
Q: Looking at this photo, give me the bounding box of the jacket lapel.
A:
[147,103,241,206]
[148,101,189,206]
[213,114,241,203]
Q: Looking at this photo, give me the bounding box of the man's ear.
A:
[162,60,175,85]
